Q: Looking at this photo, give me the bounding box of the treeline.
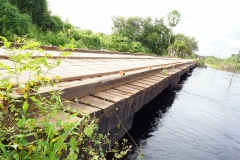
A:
[205,55,240,72]
[0,1,198,56]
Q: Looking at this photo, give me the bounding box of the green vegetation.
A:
[0,0,151,53]
[111,16,169,54]
[167,10,181,47]
[196,60,205,68]
[162,69,168,75]
[0,37,134,159]
[0,1,198,56]
[0,0,68,41]
[168,34,198,58]
[205,55,240,72]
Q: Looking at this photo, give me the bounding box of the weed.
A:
[162,69,168,75]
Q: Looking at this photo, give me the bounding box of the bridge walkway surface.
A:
[0,48,196,145]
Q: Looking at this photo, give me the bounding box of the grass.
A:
[205,55,240,73]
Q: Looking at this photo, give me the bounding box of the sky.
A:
[47,0,240,58]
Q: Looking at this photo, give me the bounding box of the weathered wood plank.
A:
[113,85,141,95]
[124,84,145,90]
[64,101,102,118]
[129,81,152,88]
[92,91,125,103]
[78,96,115,114]
[105,89,132,98]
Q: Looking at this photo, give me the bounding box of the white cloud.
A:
[47,0,240,57]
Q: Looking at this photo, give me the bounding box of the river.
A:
[121,67,240,160]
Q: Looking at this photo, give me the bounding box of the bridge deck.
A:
[0,48,196,143]
[0,48,190,86]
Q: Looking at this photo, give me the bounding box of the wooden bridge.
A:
[0,47,196,144]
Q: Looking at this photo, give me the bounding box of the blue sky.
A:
[47,0,240,58]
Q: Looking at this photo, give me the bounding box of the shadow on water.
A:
[106,75,189,160]
[126,89,176,141]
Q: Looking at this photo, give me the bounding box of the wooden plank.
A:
[64,101,101,118]
[92,91,126,108]
[155,73,169,78]
[134,79,156,86]
[141,77,160,83]
[129,81,151,88]
[147,75,165,81]
[78,96,115,114]
[92,91,125,103]
[0,59,15,66]
[113,85,141,95]
[105,89,132,98]
[124,84,145,90]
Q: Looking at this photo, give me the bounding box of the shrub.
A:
[0,0,32,39]
[79,34,102,50]
[42,31,68,46]
[74,40,88,49]
[196,60,205,68]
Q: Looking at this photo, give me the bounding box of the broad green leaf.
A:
[0,36,7,42]
[84,127,93,137]
[69,137,78,150]
[59,45,64,51]
[18,119,24,128]
[72,112,78,117]
[13,153,20,160]
[23,93,28,99]
[45,125,54,139]
[56,120,62,127]
[67,152,78,160]
[19,139,28,146]
[4,42,11,49]
[22,101,29,113]
[6,82,12,90]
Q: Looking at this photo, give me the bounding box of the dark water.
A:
[121,67,240,160]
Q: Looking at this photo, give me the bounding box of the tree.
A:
[111,16,169,54]
[169,33,198,57]
[112,16,143,41]
[8,0,65,32]
[139,17,169,54]
[167,10,181,48]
